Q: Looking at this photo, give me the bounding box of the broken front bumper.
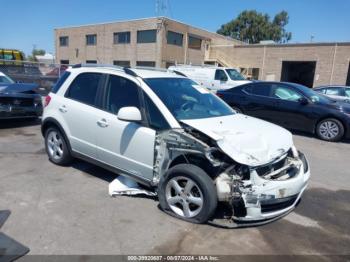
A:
[235,153,310,224]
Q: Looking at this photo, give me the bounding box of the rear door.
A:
[61,72,104,158]
[241,83,277,122]
[95,74,156,181]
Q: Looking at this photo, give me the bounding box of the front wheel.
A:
[316,118,344,142]
[158,164,217,224]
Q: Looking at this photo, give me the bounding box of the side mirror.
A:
[298,97,309,105]
[117,107,142,122]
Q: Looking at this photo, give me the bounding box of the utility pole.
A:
[156,0,170,17]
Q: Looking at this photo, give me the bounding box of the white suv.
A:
[42,65,310,226]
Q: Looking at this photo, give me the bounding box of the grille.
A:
[260,194,298,213]
[255,156,287,177]
[0,97,34,106]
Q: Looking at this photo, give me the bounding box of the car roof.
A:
[130,68,184,79]
[67,64,184,79]
[314,85,349,89]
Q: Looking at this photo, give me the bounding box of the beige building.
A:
[210,42,350,87]
[55,17,238,68]
[55,17,350,87]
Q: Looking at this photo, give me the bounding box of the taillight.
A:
[216,93,224,98]
[44,95,51,107]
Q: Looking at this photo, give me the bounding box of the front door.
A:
[95,74,156,181]
[268,83,310,131]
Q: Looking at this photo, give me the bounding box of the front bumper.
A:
[234,153,310,224]
[0,104,43,119]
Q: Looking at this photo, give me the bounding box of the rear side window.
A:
[144,93,170,130]
[65,73,102,106]
[105,75,140,114]
[52,71,71,93]
[243,83,271,97]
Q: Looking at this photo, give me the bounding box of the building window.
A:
[86,60,97,64]
[188,36,202,50]
[136,61,156,67]
[167,31,183,46]
[113,60,130,67]
[59,36,69,47]
[60,60,69,65]
[137,30,157,43]
[86,34,97,46]
[113,32,130,44]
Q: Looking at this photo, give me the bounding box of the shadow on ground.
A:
[0,118,41,130]
[258,188,350,255]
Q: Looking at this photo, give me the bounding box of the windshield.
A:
[144,78,234,120]
[225,69,246,81]
[0,74,15,84]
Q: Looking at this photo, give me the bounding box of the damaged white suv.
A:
[42,65,310,227]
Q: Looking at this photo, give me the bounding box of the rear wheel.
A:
[158,164,217,224]
[45,127,73,165]
[316,118,344,142]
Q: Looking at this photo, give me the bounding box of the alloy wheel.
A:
[165,177,204,218]
[47,131,64,160]
[318,121,339,140]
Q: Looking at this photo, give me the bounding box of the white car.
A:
[41,65,310,226]
[168,65,251,91]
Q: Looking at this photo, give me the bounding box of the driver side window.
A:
[105,75,140,115]
[215,70,228,81]
[271,85,302,102]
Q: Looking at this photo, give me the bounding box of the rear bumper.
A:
[0,104,43,119]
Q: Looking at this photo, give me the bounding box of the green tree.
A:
[27,48,46,61]
[217,10,292,44]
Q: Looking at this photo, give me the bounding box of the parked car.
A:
[216,81,350,142]
[0,71,43,119]
[168,65,251,91]
[314,85,350,103]
[41,65,310,226]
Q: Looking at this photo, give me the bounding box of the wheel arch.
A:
[168,153,218,179]
[41,117,72,153]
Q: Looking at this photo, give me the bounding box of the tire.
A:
[158,164,217,224]
[45,127,73,165]
[316,118,344,142]
[231,106,243,114]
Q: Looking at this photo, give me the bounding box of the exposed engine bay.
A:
[153,125,310,227]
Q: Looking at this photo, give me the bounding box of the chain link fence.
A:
[0,59,68,95]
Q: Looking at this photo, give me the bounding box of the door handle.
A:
[59,105,67,113]
[97,118,109,128]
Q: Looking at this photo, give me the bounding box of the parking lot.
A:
[0,119,349,257]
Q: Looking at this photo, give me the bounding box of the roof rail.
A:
[71,63,140,77]
[133,66,168,72]
[71,63,124,70]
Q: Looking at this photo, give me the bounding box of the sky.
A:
[0,0,349,56]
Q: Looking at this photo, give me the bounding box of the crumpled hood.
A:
[181,114,293,167]
[0,83,38,94]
